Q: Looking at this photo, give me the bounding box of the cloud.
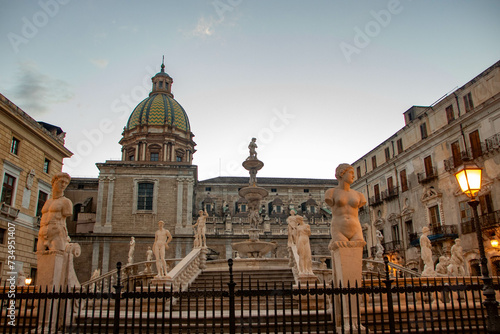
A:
[186,16,216,38]
[11,61,74,115]
[90,58,109,69]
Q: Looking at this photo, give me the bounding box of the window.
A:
[374,184,380,202]
[445,105,455,123]
[356,166,361,179]
[240,204,247,213]
[303,189,309,193]
[1,173,16,205]
[10,137,20,155]
[400,170,408,192]
[469,130,483,159]
[271,188,277,193]
[43,159,50,173]
[384,148,390,162]
[463,92,474,112]
[276,205,282,213]
[150,153,159,161]
[30,268,37,285]
[429,205,441,229]
[420,123,428,139]
[372,156,377,169]
[391,224,400,242]
[397,139,403,154]
[159,81,163,88]
[459,201,473,224]
[205,187,211,192]
[424,156,434,177]
[137,182,154,210]
[0,227,5,244]
[176,156,182,162]
[36,191,48,217]
[387,176,394,195]
[33,238,38,252]
[451,141,462,168]
[129,155,135,161]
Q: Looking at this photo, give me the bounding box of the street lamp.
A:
[25,277,32,286]
[455,163,500,333]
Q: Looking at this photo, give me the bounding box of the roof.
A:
[199,176,337,186]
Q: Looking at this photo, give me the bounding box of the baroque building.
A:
[351,60,500,275]
[0,93,72,284]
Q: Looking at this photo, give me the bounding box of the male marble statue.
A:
[248,137,258,159]
[193,209,208,248]
[153,221,172,278]
[325,164,367,244]
[296,216,313,275]
[38,172,72,252]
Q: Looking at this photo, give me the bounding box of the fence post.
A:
[384,257,396,334]
[113,262,123,334]
[228,259,236,334]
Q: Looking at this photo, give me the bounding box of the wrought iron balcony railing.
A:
[417,166,437,183]
[382,186,399,201]
[444,132,499,172]
[368,195,383,207]
[461,210,500,234]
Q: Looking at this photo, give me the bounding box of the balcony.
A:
[0,202,20,219]
[382,186,399,201]
[409,225,458,246]
[368,195,383,207]
[461,210,500,234]
[444,133,500,172]
[417,167,437,184]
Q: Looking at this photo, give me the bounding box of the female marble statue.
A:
[420,226,435,276]
[324,164,367,244]
[296,216,313,275]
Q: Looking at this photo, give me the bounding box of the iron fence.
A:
[1,259,498,333]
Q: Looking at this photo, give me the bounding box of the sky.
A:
[1,0,499,181]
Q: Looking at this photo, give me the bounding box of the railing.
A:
[381,186,399,201]
[368,195,383,206]
[461,210,500,234]
[1,259,497,333]
[444,134,500,172]
[417,166,437,183]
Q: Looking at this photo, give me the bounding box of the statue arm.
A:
[324,188,335,207]
[62,198,73,218]
[358,192,367,208]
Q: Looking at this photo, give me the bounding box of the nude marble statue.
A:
[38,172,72,252]
[325,164,367,244]
[193,209,208,248]
[153,221,172,278]
[296,216,313,275]
[420,226,435,276]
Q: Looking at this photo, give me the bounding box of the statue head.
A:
[422,226,430,234]
[51,172,71,187]
[335,163,353,180]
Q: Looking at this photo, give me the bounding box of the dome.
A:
[126,93,190,132]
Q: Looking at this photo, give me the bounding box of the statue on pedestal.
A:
[374,230,385,260]
[153,221,172,278]
[324,164,367,331]
[248,137,258,160]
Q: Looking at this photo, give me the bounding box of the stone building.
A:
[351,60,500,275]
[0,93,72,284]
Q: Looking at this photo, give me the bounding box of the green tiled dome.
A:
[126,93,190,132]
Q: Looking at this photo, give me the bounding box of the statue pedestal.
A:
[330,240,366,332]
[293,273,325,310]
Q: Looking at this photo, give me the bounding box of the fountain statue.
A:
[231,138,276,258]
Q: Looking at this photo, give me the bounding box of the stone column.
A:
[330,240,366,332]
[102,176,115,233]
[136,142,141,161]
[142,142,147,161]
[186,178,194,228]
[91,241,100,272]
[94,176,106,232]
[102,241,110,274]
[163,142,168,161]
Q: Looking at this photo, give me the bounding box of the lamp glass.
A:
[491,239,499,248]
[455,164,482,198]
[25,277,32,285]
